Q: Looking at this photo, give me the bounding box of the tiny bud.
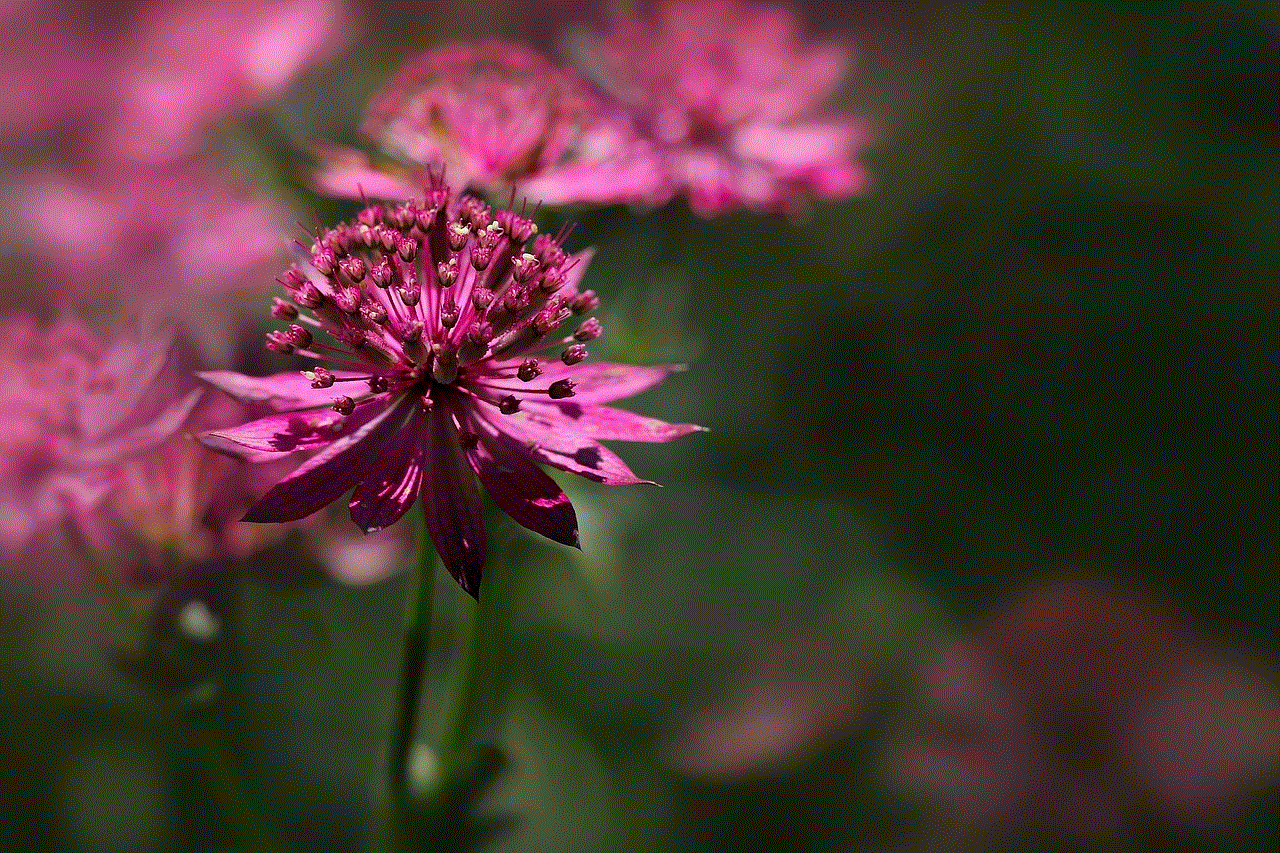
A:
[539,268,566,293]
[569,290,599,315]
[561,343,588,365]
[548,378,576,399]
[339,256,366,282]
[401,319,423,342]
[574,317,602,341]
[517,358,541,381]
[498,395,520,415]
[305,367,335,389]
[333,286,362,314]
[369,260,393,288]
[398,284,420,306]
[478,220,503,249]
[472,288,494,311]
[361,301,388,325]
[368,375,390,393]
[397,237,417,262]
[441,295,459,328]
[437,258,458,287]
[511,253,540,284]
[470,246,492,271]
[286,324,313,348]
[295,281,324,309]
[271,298,299,320]
[332,395,355,416]
[447,221,471,252]
[311,247,337,275]
[265,330,295,354]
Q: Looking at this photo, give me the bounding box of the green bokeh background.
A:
[2,2,1276,851]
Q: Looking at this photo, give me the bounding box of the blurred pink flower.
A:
[311,41,665,207]
[896,576,1280,844]
[18,161,289,351]
[0,319,200,562]
[199,188,702,595]
[99,0,355,166]
[671,630,864,779]
[593,0,872,215]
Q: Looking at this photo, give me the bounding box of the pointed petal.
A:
[421,407,486,597]
[75,388,203,465]
[348,412,427,533]
[307,142,424,201]
[532,400,705,443]
[243,399,409,523]
[464,411,578,548]
[198,396,390,456]
[78,329,176,441]
[198,370,370,411]
[475,405,652,486]
[488,362,686,404]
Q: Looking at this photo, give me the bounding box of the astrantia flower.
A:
[311,41,664,207]
[199,189,701,595]
[0,319,200,559]
[593,0,872,215]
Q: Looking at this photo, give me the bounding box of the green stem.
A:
[384,515,438,838]
[66,526,151,653]
[432,581,489,790]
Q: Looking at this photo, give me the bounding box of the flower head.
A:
[0,319,201,559]
[200,187,702,596]
[595,0,872,215]
[312,41,665,207]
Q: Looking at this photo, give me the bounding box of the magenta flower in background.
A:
[311,41,665,207]
[0,320,200,566]
[593,0,872,215]
[99,0,356,166]
[896,575,1280,843]
[17,161,289,352]
[200,187,702,595]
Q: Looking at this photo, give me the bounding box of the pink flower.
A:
[670,630,865,779]
[0,319,201,559]
[100,0,356,166]
[311,41,665,207]
[896,575,1280,844]
[594,0,872,215]
[19,161,289,351]
[199,188,702,595]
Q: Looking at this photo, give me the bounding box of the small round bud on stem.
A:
[548,378,576,399]
[498,395,520,415]
[517,358,541,381]
[332,395,356,416]
[561,344,588,365]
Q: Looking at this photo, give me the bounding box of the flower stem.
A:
[66,526,151,653]
[385,513,437,836]
[432,579,489,790]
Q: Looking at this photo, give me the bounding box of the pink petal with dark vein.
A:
[243,399,410,523]
[491,362,686,404]
[198,396,391,456]
[421,407,486,597]
[477,405,652,486]
[78,329,176,441]
[348,411,428,533]
[463,410,579,547]
[531,400,705,443]
[198,369,370,411]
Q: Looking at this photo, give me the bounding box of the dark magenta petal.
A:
[198,369,369,411]
[532,401,706,443]
[421,408,486,598]
[199,397,390,456]
[476,405,653,486]
[243,399,410,523]
[348,411,428,533]
[513,361,686,404]
[463,410,579,548]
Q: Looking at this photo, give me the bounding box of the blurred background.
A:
[1,2,1276,851]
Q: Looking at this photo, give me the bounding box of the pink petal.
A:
[421,407,486,597]
[198,369,370,411]
[464,412,579,548]
[532,400,705,443]
[476,405,652,486]
[75,388,203,465]
[307,142,426,201]
[348,411,428,533]
[503,362,686,404]
[243,399,410,523]
[198,397,390,456]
